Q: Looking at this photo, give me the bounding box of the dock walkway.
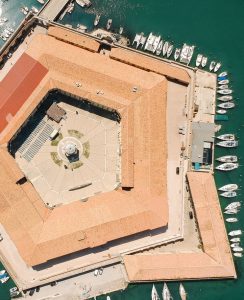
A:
[38,0,70,21]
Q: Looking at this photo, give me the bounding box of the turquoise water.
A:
[1,0,244,299]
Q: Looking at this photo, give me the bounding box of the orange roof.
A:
[124,172,236,281]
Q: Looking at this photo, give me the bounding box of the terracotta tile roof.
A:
[124,172,236,281]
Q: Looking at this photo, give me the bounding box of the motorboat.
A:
[224,208,239,215]
[225,202,241,210]
[0,276,9,283]
[180,43,195,65]
[67,3,74,13]
[94,14,101,26]
[196,54,203,67]
[233,247,243,252]
[106,19,112,30]
[216,155,238,163]
[179,283,187,300]
[220,191,237,198]
[201,56,208,67]
[119,26,123,35]
[216,141,238,148]
[218,79,229,85]
[162,283,172,300]
[37,0,45,4]
[216,109,226,114]
[151,284,160,300]
[218,102,235,109]
[133,33,142,49]
[215,163,238,171]
[234,253,243,257]
[31,6,39,14]
[231,243,240,248]
[218,84,229,90]
[106,297,111,300]
[77,24,87,32]
[24,6,29,12]
[217,89,233,95]
[209,61,216,71]
[152,35,161,53]
[76,0,86,7]
[218,95,233,101]
[214,62,221,72]
[0,270,5,276]
[226,218,238,223]
[162,41,169,56]
[218,184,238,192]
[228,230,242,236]
[230,237,240,242]
[218,71,227,77]
[156,40,163,56]
[144,33,155,51]
[166,44,174,58]
[216,134,235,141]
[139,34,146,48]
[20,8,28,15]
[174,48,181,61]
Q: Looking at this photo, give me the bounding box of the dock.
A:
[38,0,70,21]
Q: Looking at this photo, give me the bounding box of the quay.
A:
[38,0,70,22]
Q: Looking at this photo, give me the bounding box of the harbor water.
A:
[1,0,244,299]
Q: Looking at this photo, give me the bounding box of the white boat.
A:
[119,27,123,35]
[220,191,237,198]
[180,44,195,65]
[156,40,163,56]
[196,54,203,67]
[106,296,111,300]
[20,8,27,15]
[144,33,155,51]
[201,56,208,67]
[215,162,238,171]
[139,34,146,48]
[151,284,160,300]
[230,237,240,242]
[214,62,221,72]
[225,202,241,211]
[76,0,86,7]
[216,141,238,148]
[228,230,242,236]
[231,243,240,248]
[218,102,235,109]
[209,61,216,71]
[162,283,172,300]
[31,6,39,14]
[166,44,173,58]
[0,276,9,283]
[179,283,187,300]
[218,95,233,101]
[226,218,238,223]
[234,252,243,257]
[224,208,239,215]
[217,134,235,141]
[37,0,45,4]
[106,19,112,30]
[174,48,181,60]
[217,89,233,95]
[67,3,74,13]
[24,6,29,12]
[162,41,169,56]
[218,184,238,192]
[218,79,229,85]
[94,14,100,26]
[133,33,142,49]
[0,270,5,276]
[83,0,91,7]
[152,35,161,53]
[233,247,243,252]
[216,155,238,163]
[216,109,226,114]
[218,71,227,77]
[218,84,229,90]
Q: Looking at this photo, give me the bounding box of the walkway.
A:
[38,0,70,22]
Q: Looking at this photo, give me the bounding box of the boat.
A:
[106,19,112,30]
[20,8,28,15]
[180,43,195,65]
[179,283,187,300]
[218,95,233,101]
[215,162,238,171]
[77,24,87,32]
[217,134,235,141]
[220,191,237,198]
[234,252,243,257]
[144,33,155,51]
[216,141,238,148]
[0,270,5,276]
[174,48,181,61]
[225,202,241,210]
[233,247,243,252]
[196,54,203,67]
[139,34,146,48]
[83,0,92,7]
[218,79,229,85]
[218,102,235,109]
[231,243,240,248]
[216,109,226,114]
[166,44,173,58]
[94,14,100,26]
[228,230,242,236]
[76,0,86,7]
[119,26,123,35]
[218,84,229,90]
[216,155,238,163]
[162,283,172,300]
[0,276,9,283]
[217,89,233,95]
[209,61,216,71]
[226,218,238,223]
[106,296,111,300]
[214,62,221,72]
[151,284,160,300]
[152,35,161,53]
[224,208,239,215]
[218,184,238,192]
[133,33,142,49]
[37,0,45,4]
[218,71,227,77]
[201,56,208,67]
[230,237,240,242]
[156,40,163,56]
[31,6,39,14]
[162,41,169,56]
[10,287,18,293]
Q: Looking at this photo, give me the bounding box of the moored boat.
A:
[209,61,216,71]
[230,237,240,242]
[218,102,235,109]
[225,202,241,212]
[226,218,238,223]
[224,208,239,215]
[233,247,243,252]
[152,35,161,53]
[162,283,172,300]
[228,230,242,236]
[0,270,5,276]
[216,133,235,141]
[151,284,160,300]
[119,26,123,35]
[83,0,92,7]
[218,71,227,77]
[94,14,100,26]
[144,32,155,51]
[179,283,187,300]
[216,109,226,114]
[201,56,208,67]
[217,89,233,95]
[216,141,238,148]
[37,0,45,4]
[166,44,173,58]
[156,40,163,56]
[218,95,233,101]
[218,84,229,90]
[0,276,9,283]
[231,243,240,248]
[234,252,243,257]
[174,48,181,60]
[196,54,203,67]
[218,184,238,192]
[220,191,237,198]
[76,0,86,7]
[162,41,169,56]
[216,155,238,163]
[218,79,229,85]
[214,62,221,72]
[215,162,238,171]
[106,19,112,30]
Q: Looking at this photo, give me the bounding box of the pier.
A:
[38,0,70,21]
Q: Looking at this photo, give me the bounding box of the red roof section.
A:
[0,53,48,132]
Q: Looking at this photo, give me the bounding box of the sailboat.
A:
[179,283,187,300]
[214,62,221,72]
[209,61,216,71]
[228,230,242,237]
[151,284,160,300]
[218,184,238,192]
[220,191,237,198]
[216,155,238,163]
[226,217,238,223]
[225,202,241,211]
[218,102,235,109]
[162,283,173,300]
[230,237,240,242]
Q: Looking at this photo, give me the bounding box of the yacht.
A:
[225,202,241,210]
[231,243,240,248]
[216,109,226,114]
[218,102,235,109]
[179,283,187,300]
[228,230,242,236]
[214,62,221,72]
[218,71,228,77]
[216,155,238,163]
[162,283,172,300]
[106,19,112,30]
[226,218,238,223]
[196,54,203,67]
[201,56,208,67]
[162,41,169,56]
[218,79,229,85]
[215,162,238,171]
[94,14,100,26]
[218,95,233,101]
[234,253,243,257]
[233,247,243,252]
[217,134,235,141]
[152,35,161,53]
[144,33,155,51]
[174,48,181,60]
[166,44,174,58]
[217,89,233,95]
[216,140,238,148]
[224,208,239,215]
[218,184,238,192]
[230,237,240,242]
[151,284,160,300]
[220,191,237,198]
[156,40,163,56]
[209,61,216,71]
